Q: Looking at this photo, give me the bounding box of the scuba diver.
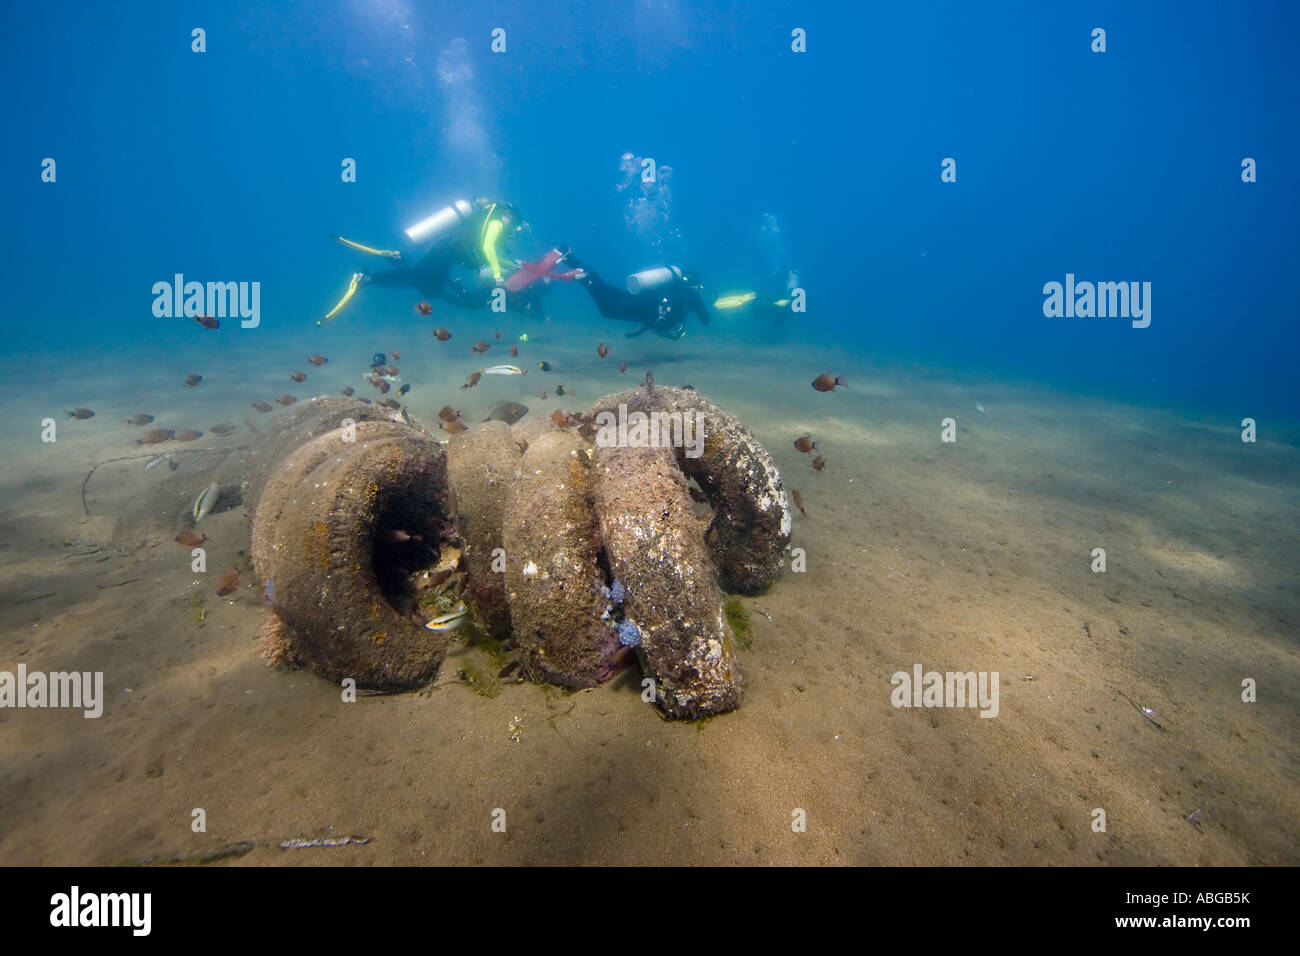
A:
[768,268,801,320]
[708,269,801,326]
[558,251,710,340]
[320,197,526,324]
[725,211,798,325]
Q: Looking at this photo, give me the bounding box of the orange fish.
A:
[290,371,306,382]
[441,420,468,434]
[185,374,202,387]
[438,405,460,423]
[137,429,175,444]
[308,355,327,366]
[472,341,490,354]
[392,350,401,360]
[416,302,433,316]
[216,567,240,596]
[494,330,502,340]
[195,315,219,330]
[618,361,627,373]
[341,386,354,397]
[277,395,296,406]
[539,389,547,400]
[510,344,518,357]
[175,429,204,442]
[792,489,807,516]
[67,408,95,419]
[551,409,567,428]
[597,343,609,358]
[812,455,827,472]
[175,529,206,546]
[251,401,272,412]
[794,435,817,453]
[811,373,846,392]
[461,372,481,389]
[124,414,154,425]
[376,380,391,394]
[644,371,654,389]
[434,328,452,341]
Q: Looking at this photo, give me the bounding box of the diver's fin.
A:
[318,273,364,325]
[505,249,565,292]
[713,291,756,310]
[331,235,402,259]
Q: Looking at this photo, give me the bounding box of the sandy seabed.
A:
[1,320,1296,866]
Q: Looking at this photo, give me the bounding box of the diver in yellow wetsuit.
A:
[320,198,524,324]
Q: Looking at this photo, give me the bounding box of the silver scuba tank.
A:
[404,199,474,244]
[626,265,682,295]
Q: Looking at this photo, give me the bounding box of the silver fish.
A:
[481,365,525,376]
[425,601,468,632]
[193,480,220,522]
[144,454,169,469]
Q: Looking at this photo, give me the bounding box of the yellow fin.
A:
[713,291,756,310]
[319,273,362,325]
[332,235,401,258]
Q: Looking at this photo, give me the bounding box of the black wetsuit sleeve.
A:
[688,286,711,325]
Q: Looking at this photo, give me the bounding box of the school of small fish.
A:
[68,306,860,637]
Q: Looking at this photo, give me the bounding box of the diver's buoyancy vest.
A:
[463,200,518,267]
[403,198,511,267]
[476,202,500,248]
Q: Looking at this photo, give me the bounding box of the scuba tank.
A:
[626,265,682,295]
[404,199,474,244]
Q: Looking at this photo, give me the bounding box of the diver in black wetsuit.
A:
[362,245,549,316]
[560,252,710,340]
[319,198,527,324]
[363,245,477,304]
